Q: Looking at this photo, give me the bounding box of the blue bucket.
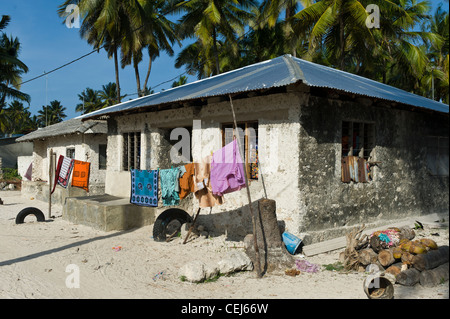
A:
[282,232,302,255]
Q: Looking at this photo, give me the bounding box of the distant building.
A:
[16,117,108,204]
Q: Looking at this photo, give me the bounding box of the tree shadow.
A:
[0,228,137,267]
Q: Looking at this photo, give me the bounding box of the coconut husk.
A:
[420,238,438,250]
[409,242,427,255]
[393,247,403,259]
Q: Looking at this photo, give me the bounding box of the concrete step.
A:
[63,194,156,232]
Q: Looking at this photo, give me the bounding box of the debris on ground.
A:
[340,221,449,297]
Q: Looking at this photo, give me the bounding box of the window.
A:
[426,136,449,176]
[123,132,141,171]
[221,121,258,180]
[99,144,107,170]
[66,147,75,159]
[342,121,374,160]
[341,121,375,183]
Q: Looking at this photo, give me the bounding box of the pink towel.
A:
[210,139,246,196]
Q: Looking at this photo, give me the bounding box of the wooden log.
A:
[419,262,449,287]
[401,251,414,265]
[396,268,421,286]
[370,235,382,253]
[358,249,378,266]
[378,249,395,267]
[412,246,449,271]
[398,226,415,240]
[385,262,403,277]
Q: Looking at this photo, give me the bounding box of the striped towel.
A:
[57,155,74,188]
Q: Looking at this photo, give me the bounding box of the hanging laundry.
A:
[52,155,74,194]
[71,160,90,192]
[160,167,184,206]
[249,147,259,179]
[130,169,158,207]
[51,156,63,194]
[24,162,32,181]
[179,163,195,200]
[210,139,246,196]
[194,156,223,208]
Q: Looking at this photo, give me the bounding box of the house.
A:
[0,134,33,179]
[16,117,108,205]
[77,54,448,243]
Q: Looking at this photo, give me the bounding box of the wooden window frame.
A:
[342,121,375,160]
[122,132,141,171]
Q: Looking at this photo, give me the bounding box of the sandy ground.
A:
[0,190,448,300]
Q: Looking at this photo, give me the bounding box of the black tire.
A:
[15,207,46,224]
[153,208,192,242]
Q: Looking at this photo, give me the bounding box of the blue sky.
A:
[1,0,449,120]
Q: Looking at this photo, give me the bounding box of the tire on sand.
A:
[152,208,192,242]
[15,207,46,224]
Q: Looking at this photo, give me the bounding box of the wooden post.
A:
[48,149,53,219]
[229,94,262,278]
[183,207,201,244]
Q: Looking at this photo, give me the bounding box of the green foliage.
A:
[323,261,344,272]
[0,167,21,181]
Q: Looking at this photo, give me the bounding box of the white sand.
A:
[0,190,448,299]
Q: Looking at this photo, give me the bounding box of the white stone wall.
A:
[30,133,107,188]
[105,92,303,235]
[17,155,33,179]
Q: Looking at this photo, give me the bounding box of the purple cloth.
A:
[210,139,246,196]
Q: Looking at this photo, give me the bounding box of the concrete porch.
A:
[63,194,156,232]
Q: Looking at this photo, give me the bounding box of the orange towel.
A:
[71,160,90,192]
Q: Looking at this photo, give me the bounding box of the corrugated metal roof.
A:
[81,54,448,120]
[16,118,107,142]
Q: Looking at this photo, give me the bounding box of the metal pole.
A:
[229,94,262,278]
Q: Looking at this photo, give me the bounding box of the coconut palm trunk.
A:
[113,48,121,104]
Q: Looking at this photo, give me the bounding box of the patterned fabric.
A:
[178,163,195,200]
[130,169,159,207]
[57,155,74,188]
[160,167,184,206]
[71,160,90,192]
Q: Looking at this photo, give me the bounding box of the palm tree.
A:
[171,75,188,87]
[0,15,30,111]
[38,100,66,126]
[175,40,218,79]
[1,100,31,134]
[99,82,124,107]
[58,1,130,104]
[175,0,257,75]
[291,0,379,71]
[76,87,102,114]
[120,0,179,97]
[258,0,304,56]
[420,3,449,103]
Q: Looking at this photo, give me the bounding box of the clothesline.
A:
[130,139,249,208]
[51,155,91,194]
